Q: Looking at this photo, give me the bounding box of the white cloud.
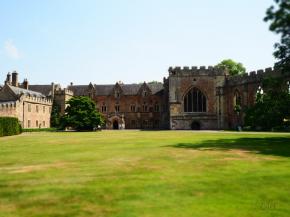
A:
[4,40,21,59]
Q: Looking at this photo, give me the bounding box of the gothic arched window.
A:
[233,90,242,106]
[184,88,207,112]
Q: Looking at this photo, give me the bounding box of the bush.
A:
[0,117,22,137]
[22,128,57,132]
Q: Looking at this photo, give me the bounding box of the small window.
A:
[234,91,242,107]
[143,104,148,112]
[115,91,120,98]
[36,105,39,113]
[142,90,148,97]
[36,120,39,127]
[130,105,136,112]
[154,104,160,112]
[28,104,31,112]
[101,105,107,112]
[43,121,45,127]
[115,105,120,112]
[43,106,45,113]
[28,120,31,128]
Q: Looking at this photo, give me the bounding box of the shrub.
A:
[0,117,22,137]
[22,128,57,132]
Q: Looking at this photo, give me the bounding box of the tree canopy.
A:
[244,1,290,131]
[264,0,290,74]
[245,77,290,130]
[61,96,104,131]
[216,59,246,76]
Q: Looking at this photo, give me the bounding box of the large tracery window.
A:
[184,88,207,112]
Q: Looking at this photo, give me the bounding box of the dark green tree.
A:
[245,77,290,130]
[61,96,104,131]
[216,59,246,76]
[264,0,290,74]
[244,1,290,131]
[50,101,61,128]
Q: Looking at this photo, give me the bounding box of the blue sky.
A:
[0,0,278,85]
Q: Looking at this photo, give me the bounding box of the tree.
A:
[245,77,290,130]
[264,0,290,75]
[50,101,61,128]
[60,96,104,131]
[216,59,246,76]
[244,1,290,131]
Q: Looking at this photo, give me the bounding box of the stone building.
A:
[68,81,169,129]
[0,72,53,128]
[1,66,289,130]
[168,66,289,130]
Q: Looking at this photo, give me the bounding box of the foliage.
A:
[0,117,22,137]
[245,77,290,130]
[264,0,290,74]
[22,128,57,132]
[60,96,104,131]
[216,59,246,75]
[50,101,61,128]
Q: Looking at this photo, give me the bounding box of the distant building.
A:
[1,66,289,129]
[0,72,52,128]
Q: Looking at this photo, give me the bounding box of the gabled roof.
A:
[68,85,90,96]
[29,85,53,96]
[94,82,164,96]
[68,82,164,97]
[9,85,45,97]
[147,83,164,94]
[94,85,115,96]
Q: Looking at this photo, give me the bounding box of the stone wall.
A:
[168,66,227,130]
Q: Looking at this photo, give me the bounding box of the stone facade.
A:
[0,72,53,128]
[1,67,289,130]
[68,82,169,129]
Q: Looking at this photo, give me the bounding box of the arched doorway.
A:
[191,121,201,130]
[113,120,119,130]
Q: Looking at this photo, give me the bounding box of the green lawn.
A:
[1,131,290,217]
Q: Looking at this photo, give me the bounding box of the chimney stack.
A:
[5,72,12,85]
[23,79,29,90]
[12,71,18,87]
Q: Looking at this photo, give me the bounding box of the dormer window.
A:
[142,90,148,97]
[115,91,120,98]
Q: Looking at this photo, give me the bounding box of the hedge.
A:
[0,117,22,137]
[22,128,57,132]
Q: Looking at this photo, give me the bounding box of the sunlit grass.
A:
[0,131,290,217]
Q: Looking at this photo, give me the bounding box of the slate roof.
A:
[93,83,164,96]
[147,83,164,94]
[120,84,142,95]
[9,85,45,98]
[29,85,53,96]
[94,85,115,96]
[68,85,90,96]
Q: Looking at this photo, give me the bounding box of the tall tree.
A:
[61,96,104,131]
[264,0,290,74]
[216,59,246,76]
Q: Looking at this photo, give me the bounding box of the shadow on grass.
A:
[172,137,290,157]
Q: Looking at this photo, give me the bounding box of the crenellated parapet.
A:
[22,95,53,105]
[227,67,285,86]
[54,88,74,96]
[168,66,226,77]
[0,101,17,109]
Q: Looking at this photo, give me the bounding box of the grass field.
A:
[1,131,290,217]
